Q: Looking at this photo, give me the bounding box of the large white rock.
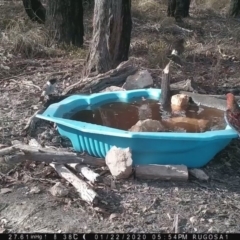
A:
[122,70,153,90]
[105,146,133,179]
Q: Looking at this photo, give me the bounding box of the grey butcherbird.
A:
[39,78,57,102]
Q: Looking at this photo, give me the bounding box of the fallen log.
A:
[62,59,138,95]
[135,164,188,181]
[68,164,101,183]
[1,143,105,167]
[50,163,98,205]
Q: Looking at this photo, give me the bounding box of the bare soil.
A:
[1,0,240,234]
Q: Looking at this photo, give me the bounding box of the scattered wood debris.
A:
[0,139,193,206]
[68,164,101,183]
[50,163,98,205]
[189,169,209,181]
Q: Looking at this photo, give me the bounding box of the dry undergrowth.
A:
[1,0,240,234]
[0,0,240,142]
[0,0,239,135]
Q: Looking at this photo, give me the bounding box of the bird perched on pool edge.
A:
[224,93,240,137]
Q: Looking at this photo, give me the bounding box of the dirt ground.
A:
[1,0,240,234]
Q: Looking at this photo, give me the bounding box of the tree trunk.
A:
[229,0,240,17]
[46,0,84,47]
[22,0,46,24]
[167,0,190,18]
[83,0,132,77]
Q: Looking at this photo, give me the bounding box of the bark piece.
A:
[68,164,101,183]
[50,163,98,204]
[189,169,209,181]
[135,164,188,181]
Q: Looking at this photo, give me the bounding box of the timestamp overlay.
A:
[4,233,233,240]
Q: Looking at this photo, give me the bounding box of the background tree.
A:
[22,0,46,24]
[46,0,84,47]
[83,0,132,77]
[229,0,240,17]
[167,0,191,18]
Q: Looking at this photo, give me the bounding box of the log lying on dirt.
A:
[50,163,98,205]
[62,60,138,95]
[135,164,188,181]
[1,143,105,167]
[68,164,101,183]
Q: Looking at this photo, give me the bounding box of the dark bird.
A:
[167,54,183,67]
[224,93,240,136]
[162,37,185,56]
[161,37,185,67]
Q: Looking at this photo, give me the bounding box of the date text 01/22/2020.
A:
[5,233,231,240]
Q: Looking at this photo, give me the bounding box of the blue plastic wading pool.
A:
[36,89,238,168]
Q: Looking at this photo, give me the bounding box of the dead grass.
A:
[132,0,166,21]
[2,19,57,58]
[1,0,240,234]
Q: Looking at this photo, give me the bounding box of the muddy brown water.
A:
[70,99,226,133]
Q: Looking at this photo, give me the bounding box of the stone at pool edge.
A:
[105,146,133,179]
[100,86,126,92]
[122,70,153,90]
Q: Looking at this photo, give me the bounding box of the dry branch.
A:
[50,163,98,205]
[63,60,138,95]
[1,143,105,167]
[68,164,101,183]
[135,164,188,181]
